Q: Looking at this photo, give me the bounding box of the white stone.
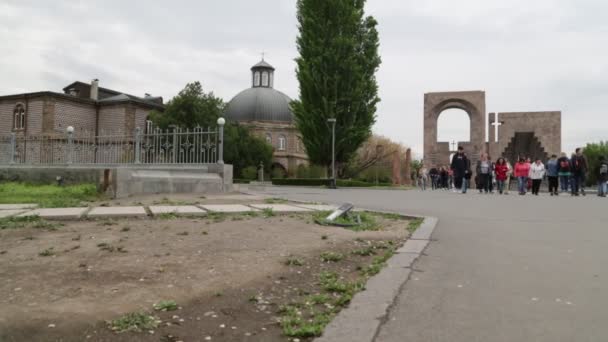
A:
[0,210,26,218]
[0,204,38,210]
[249,204,312,212]
[199,204,259,213]
[88,206,147,218]
[19,208,88,220]
[149,206,206,216]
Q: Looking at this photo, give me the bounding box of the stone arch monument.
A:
[424,91,486,168]
[423,90,561,171]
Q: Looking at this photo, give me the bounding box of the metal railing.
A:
[0,125,224,166]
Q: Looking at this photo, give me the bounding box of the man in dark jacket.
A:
[571,148,588,196]
[451,146,469,193]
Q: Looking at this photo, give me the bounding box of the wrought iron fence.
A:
[0,125,223,165]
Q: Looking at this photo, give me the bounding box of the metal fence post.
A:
[66,126,74,164]
[217,118,225,165]
[9,132,16,164]
[172,127,178,164]
[135,127,141,164]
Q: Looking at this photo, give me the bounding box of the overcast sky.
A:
[1,0,606,156]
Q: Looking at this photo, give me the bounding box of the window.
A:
[265,133,272,145]
[262,71,269,87]
[269,72,274,88]
[146,119,154,133]
[278,135,286,151]
[13,103,26,131]
[254,71,260,87]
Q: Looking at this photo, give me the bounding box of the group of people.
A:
[418,146,608,197]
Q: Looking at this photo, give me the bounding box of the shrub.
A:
[241,166,258,180]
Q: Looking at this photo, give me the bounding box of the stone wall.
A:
[98,105,126,133]
[54,100,97,133]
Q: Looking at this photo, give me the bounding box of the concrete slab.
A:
[386,252,419,269]
[198,204,259,213]
[88,206,147,218]
[0,210,26,218]
[249,204,312,212]
[19,208,88,220]
[396,239,429,254]
[410,216,438,240]
[0,204,38,210]
[149,206,206,216]
[292,204,339,211]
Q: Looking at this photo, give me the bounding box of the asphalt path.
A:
[247,186,608,342]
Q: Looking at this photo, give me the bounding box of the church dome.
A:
[224,59,294,123]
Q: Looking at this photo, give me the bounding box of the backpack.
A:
[600,163,608,175]
[560,159,570,169]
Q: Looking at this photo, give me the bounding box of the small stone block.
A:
[199,204,259,213]
[0,210,26,218]
[149,206,206,216]
[19,208,88,220]
[249,204,312,212]
[0,204,38,210]
[397,239,429,254]
[88,206,147,218]
[292,204,339,211]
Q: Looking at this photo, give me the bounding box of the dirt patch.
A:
[0,212,411,342]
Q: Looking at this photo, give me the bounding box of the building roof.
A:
[251,60,275,70]
[224,87,293,123]
[62,81,164,107]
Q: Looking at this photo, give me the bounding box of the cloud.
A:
[1,0,606,155]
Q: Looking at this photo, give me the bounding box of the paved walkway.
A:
[245,186,608,342]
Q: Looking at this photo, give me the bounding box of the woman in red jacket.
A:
[494,157,509,194]
[514,157,531,195]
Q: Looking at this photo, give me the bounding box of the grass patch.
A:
[313,211,380,231]
[285,256,304,266]
[207,212,227,223]
[262,208,275,217]
[157,213,179,220]
[0,182,99,208]
[38,247,55,257]
[264,198,288,204]
[361,247,396,277]
[0,216,62,230]
[320,252,344,263]
[108,312,159,333]
[351,246,376,256]
[153,300,178,312]
[408,218,424,233]
[97,242,127,253]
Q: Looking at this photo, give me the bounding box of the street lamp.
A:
[327,118,337,189]
[217,117,225,165]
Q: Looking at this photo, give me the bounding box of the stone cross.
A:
[491,118,503,142]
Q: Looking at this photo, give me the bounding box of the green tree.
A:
[291,0,381,175]
[148,82,273,177]
[583,141,608,186]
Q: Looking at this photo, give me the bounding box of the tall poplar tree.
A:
[291,0,381,174]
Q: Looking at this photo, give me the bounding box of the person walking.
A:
[546,154,559,196]
[514,157,531,195]
[429,167,439,190]
[556,152,571,194]
[529,158,546,195]
[450,146,469,193]
[418,165,429,191]
[494,157,509,194]
[597,156,608,197]
[571,148,588,196]
[505,160,513,194]
[476,153,491,194]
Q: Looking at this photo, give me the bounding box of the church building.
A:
[224,60,308,176]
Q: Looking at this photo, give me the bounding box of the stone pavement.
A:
[0,202,338,220]
[245,186,608,342]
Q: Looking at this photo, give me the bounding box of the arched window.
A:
[262,71,269,87]
[269,72,274,88]
[13,103,26,131]
[254,71,261,87]
[265,133,272,145]
[278,135,286,151]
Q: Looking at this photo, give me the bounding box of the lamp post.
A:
[217,117,225,165]
[66,126,75,164]
[327,118,337,189]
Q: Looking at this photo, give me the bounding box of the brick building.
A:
[224,60,308,176]
[0,80,164,136]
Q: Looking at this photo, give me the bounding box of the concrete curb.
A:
[314,214,439,342]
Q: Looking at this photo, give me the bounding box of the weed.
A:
[320,252,344,263]
[153,300,178,312]
[378,212,404,220]
[231,216,244,221]
[97,242,125,253]
[318,272,363,294]
[121,226,131,232]
[0,216,60,230]
[360,247,396,277]
[99,220,117,227]
[408,218,424,233]
[313,211,380,231]
[262,208,275,217]
[63,245,80,252]
[264,198,288,204]
[23,236,35,240]
[280,307,333,338]
[158,213,178,220]
[307,294,331,305]
[208,212,226,223]
[285,257,304,266]
[352,247,376,257]
[321,235,328,240]
[39,248,55,257]
[177,231,189,236]
[108,312,159,333]
[248,295,259,303]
